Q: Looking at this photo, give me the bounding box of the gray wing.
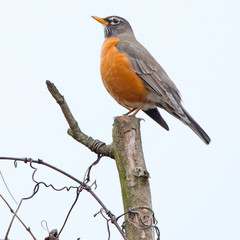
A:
[116,41,211,144]
[116,40,183,113]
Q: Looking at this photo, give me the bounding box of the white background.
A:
[0,0,239,239]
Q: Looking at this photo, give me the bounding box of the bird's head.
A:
[92,16,135,40]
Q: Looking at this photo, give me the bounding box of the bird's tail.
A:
[181,107,211,145]
[143,108,169,131]
[143,105,211,144]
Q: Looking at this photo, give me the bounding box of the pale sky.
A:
[0,0,239,239]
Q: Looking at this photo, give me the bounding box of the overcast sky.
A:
[0,0,239,239]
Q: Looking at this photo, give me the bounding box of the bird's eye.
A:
[111,17,120,25]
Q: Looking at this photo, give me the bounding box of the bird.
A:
[92,15,211,144]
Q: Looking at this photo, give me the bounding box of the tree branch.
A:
[45,80,158,239]
[46,80,114,158]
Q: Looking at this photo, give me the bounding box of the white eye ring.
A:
[110,17,120,25]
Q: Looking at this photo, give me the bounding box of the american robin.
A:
[92,16,211,144]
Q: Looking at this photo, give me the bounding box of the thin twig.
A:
[94,209,127,240]
[5,198,23,240]
[0,171,18,205]
[0,195,37,240]
[58,188,81,236]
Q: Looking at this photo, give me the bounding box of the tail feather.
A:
[181,107,211,145]
[143,106,211,144]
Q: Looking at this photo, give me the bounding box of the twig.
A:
[94,209,127,240]
[46,80,114,158]
[0,195,36,240]
[5,199,27,240]
[58,188,81,236]
[0,171,18,205]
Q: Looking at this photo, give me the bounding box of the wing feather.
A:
[116,40,182,112]
[115,40,211,144]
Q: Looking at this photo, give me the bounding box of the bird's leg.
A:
[124,108,136,116]
[128,102,145,118]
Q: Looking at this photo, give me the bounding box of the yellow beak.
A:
[92,16,109,25]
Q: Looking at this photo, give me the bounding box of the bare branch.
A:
[58,189,80,236]
[0,195,37,240]
[46,80,114,158]
[5,199,28,240]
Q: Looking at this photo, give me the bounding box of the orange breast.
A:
[100,37,149,109]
